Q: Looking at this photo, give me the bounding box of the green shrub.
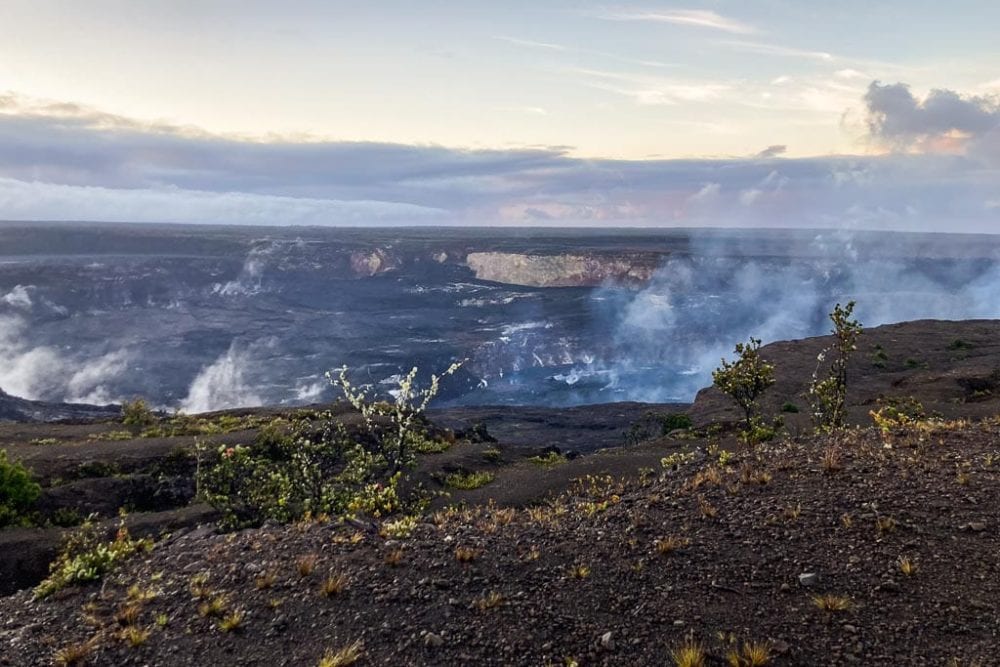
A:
[197,363,460,530]
[712,337,775,433]
[34,514,152,599]
[482,447,503,463]
[625,411,693,445]
[947,339,975,351]
[443,470,495,490]
[662,413,693,431]
[0,450,40,528]
[528,451,568,468]
[781,402,800,413]
[809,302,862,432]
[121,398,156,427]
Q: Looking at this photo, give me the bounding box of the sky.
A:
[0,0,998,231]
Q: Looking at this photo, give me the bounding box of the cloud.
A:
[755,145,787,159]
[0,88,997,232]
[597,9,755,35]
[495,35,567,51]
[720,40,833,62]
[864,81,1000,158]
[567,68,732,106]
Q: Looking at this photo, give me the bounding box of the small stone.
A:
[673,620,685,626]
[424,633,445,648]
[798,572,820,587]
[878,579,900,593]
[599,632,615,651]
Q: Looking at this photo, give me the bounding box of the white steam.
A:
[179,342,264,414]
[0,312,128,404]
[592,233,1000,402]
[1,285,33,309]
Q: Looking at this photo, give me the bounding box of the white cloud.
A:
[721,40,834,62]
[597,9,755,35]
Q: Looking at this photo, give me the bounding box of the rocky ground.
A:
[2,319,1000,665]
[1,418,998,665]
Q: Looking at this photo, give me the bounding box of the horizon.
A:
[0,2,998,231]
[4,219,1000,239]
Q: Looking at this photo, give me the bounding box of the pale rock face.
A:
[464,252,659,287]
[349,248,400,277]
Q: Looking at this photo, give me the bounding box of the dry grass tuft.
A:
[897,555,918,576]
[318,640,364,667]
[320,574,349,597]
[812,593,853,613]
[568,564,591,579]
[454,546,478,563]
[821,446,842,473]
[473,591,504,611]
[876,516,897,535]
[654,535,690,556]
[218,609,245,633]
[698,496,719,520]
[296,553,319,577]
[726,640,773,666]
[255,571,277,590]
[54,637,97,666]
[671,637,707,667]
[197,596,228,618]
[120,625,151,647]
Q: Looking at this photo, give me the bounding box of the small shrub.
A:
[712,338,775,433]
[482,447,503,463]
[443,470,495,490]
[871,344,889,369]
[198,362,459,530]
[809,302,862,432]
[0,449,41,528]
[529,451,568,467]
[780,402,799,414]
[121,398,156,427]
[568,564,591,579]
[88,430,134,442]
[34,515,152,599]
